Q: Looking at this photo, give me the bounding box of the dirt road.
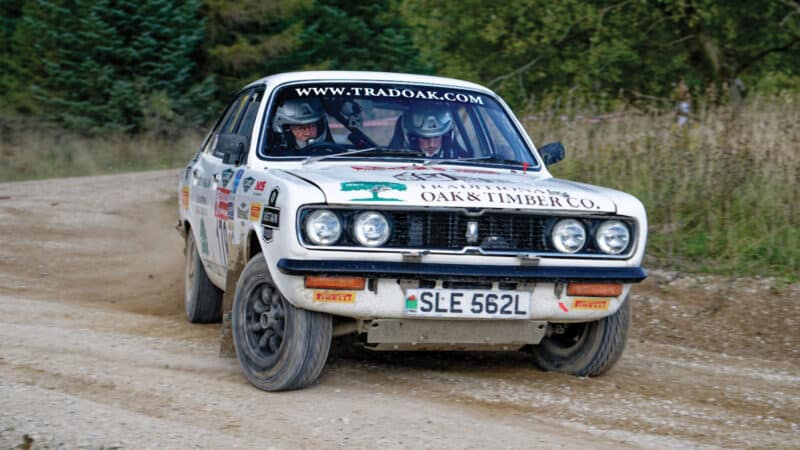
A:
[1,170,798,449]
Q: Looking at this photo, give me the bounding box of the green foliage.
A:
[402,0,800,108]
[297,0,428,73]
[203,0,427,101]
[204,0,309,97]
[0,0,29,114]
[529,93,800,279]
[10,0,210,133]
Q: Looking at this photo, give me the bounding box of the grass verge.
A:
[1,126,202,181]
[524,94,799,280]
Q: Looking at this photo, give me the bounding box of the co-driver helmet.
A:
[402,106,453,139]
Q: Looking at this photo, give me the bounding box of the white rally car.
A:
[177,71,647,391]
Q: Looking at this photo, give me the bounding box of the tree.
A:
[655,0,800,101]
[402,0,800,108]
[297,0,429,73]
[204,0,429,103]
[13,0,212,133]
[203,0,310,99]
[0,0,28,115]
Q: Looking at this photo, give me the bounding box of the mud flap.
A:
[219,241,245,358]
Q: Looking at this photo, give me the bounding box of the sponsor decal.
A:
[214,188,231,220]
[255,180,267,193]
[193,205,209,217]
[263,228,274,242]
[221,168,234,187]
[341,181,407,202]
[216,219,228,266]
[232,169,244,193]
[397,177,599,210]
[418,190,594,208]
[294,86,484,105]
[262,206,280,228]
[313,291,356,304]
[572,298,610,311]
[181,186,190,210]
[558,302,569,313]
[199,219,209,255]
[242,176,255,193]
[249,203,262,222]
[268,187,279,207]
[236,201,249,220]
[405,294,418,312]
[191,191,209,206]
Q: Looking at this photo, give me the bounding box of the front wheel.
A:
[528,296,631,377]
[232,255,332,391]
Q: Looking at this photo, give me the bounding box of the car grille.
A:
[298,207,636,257]
[384,211,552,252]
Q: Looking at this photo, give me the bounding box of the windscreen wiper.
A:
[424,155,527,167]
[302,147,426,165]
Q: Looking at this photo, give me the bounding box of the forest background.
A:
[1,0,799,278]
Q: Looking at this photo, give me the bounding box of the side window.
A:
[454,106,486,157]
[201,92,247,155]
[477,108,516,160]
[222,93,250,134]
[236,89,264,139]
[207,91,251,158]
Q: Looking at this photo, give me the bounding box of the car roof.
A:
[243,71,495,95]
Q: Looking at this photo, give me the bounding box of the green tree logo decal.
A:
[340,181,407,202]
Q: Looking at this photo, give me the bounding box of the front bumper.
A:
[272,258,645,322]
[277,259,647,282]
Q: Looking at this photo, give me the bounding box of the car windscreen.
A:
[258,82,538,168]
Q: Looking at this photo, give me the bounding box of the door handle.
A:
[192,169,200,179]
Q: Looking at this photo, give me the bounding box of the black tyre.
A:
[529,296,631,377]
[232,255,332,391]
[184,230,223,323]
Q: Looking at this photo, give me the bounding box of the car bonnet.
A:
[284,163,616,213]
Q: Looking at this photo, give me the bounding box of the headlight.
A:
[595,220,630,254]
[352,211,391,247]
[304,210,342,245]
[551,219,586,253]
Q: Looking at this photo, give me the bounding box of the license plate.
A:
[404,289,531,319]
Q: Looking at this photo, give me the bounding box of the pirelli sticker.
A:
[572,298,610,311]
[313,291,356,304]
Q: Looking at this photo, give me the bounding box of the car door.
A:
[189,91,252,283]
[204,88,264,277]
[226,88,265,253]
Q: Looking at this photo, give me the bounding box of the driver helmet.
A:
[402,106,453,156]
[273,98,328,148]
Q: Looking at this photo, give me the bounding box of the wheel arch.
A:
[246,227,262,260]
[223,223,268,292]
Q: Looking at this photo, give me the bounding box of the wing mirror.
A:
[538,141,565,166]
[217,133,249,166]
